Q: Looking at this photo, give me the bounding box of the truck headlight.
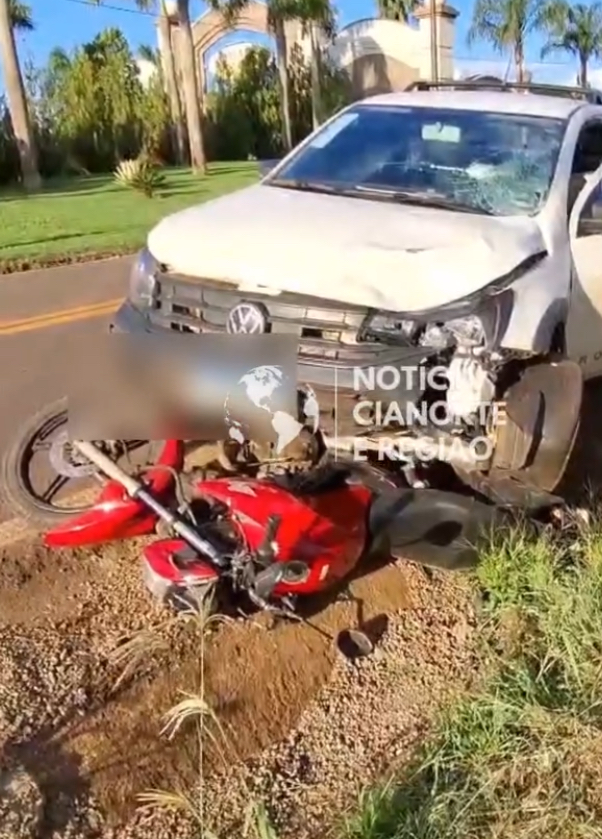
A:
[421,315,485,349]
[364,314,417,339]
[363,287,514,351]
[129,247,158,308]
[364,311,485,349]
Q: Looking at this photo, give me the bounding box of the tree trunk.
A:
[158,4,187,165]
[579,54,588,87]
[309,23,322,131]
[273,17,292,152]
[514,42,525,83]
[0,0,40,189]
[175,0,206,173]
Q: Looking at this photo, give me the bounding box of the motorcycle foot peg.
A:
[252,562,284,601]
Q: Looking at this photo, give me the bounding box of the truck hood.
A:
[147,183,546,313]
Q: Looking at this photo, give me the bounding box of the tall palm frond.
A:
[540,1,602,86]
[9,0,33,30]
[468,0,546,82]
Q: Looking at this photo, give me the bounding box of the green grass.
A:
[343,514,602,839]
[0,162,259,270]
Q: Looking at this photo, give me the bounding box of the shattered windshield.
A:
[268,104,566,217]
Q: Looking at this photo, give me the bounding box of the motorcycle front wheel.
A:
[1,397,160,528]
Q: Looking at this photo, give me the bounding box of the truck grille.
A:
[148,274,373,362]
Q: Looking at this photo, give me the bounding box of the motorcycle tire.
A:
[0,397,99,528]
[370,487,516,572]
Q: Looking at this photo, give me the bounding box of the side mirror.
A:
[258,159,281,177]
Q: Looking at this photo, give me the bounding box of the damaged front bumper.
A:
[110,286,582,509]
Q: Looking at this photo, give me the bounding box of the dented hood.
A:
[147,183,546,313]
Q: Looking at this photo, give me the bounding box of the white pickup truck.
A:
[108,80,602,508]
[6,80,602,523]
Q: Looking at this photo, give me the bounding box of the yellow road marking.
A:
[0,297,123,336]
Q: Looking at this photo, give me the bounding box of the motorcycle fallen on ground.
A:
[40,437,516,655]
[0,397,528,657]
[2,338,583,654]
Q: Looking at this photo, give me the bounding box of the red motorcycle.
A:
[1,395,542,656]
[35,437,511,644]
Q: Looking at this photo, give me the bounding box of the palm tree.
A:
[8,0,32,29]
[209,0,288,149]
[297,0,335,129]
[170,0,206,172]
[377,0,419,22]
[468,0,545,83]
[269,0,295,150]
[0,0,41,188]
[212,0,332,151]
[138,39,186,162]
[151,7,185,164]
[89,0,201,170]
[540,1,602,87]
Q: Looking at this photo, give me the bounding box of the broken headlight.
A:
[363,288,514,351]
[364,311,485,349]
[420,315,485,349]
[129,247,159,308]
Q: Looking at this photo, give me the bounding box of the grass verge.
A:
[0,162,259,273]
[344,513,602,839]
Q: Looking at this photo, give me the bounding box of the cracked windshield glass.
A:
[271,104,566,216]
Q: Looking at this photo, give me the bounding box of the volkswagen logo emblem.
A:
[226,302,267,335]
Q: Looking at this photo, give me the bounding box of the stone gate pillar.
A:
[414,1,459,81]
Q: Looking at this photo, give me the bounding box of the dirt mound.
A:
[58,560,413,822]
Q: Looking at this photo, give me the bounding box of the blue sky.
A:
[12,0,601,87]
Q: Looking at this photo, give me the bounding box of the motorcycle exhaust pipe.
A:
[71,441,227,567]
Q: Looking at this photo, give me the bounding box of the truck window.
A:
[577,180,602,237]
[568,122,602,215]
[571,122,602,175]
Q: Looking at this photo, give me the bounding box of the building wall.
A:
[291,8,458,99]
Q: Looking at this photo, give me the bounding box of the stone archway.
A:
[187,1,271,92]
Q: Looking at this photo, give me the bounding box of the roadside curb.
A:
[0,251,136,277]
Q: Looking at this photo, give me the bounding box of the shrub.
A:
[113,156,165,197]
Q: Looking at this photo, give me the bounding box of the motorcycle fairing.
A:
[191,476,372,595]
[43,440,184,548]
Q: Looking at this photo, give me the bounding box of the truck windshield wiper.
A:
[267,179,494,215]
[268,178,353,196]
[354,185,494,216]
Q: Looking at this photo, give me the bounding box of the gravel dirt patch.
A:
[0,533,477,839]
[201,562,476,838]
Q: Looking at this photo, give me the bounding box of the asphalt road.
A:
[0,257,133,523]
